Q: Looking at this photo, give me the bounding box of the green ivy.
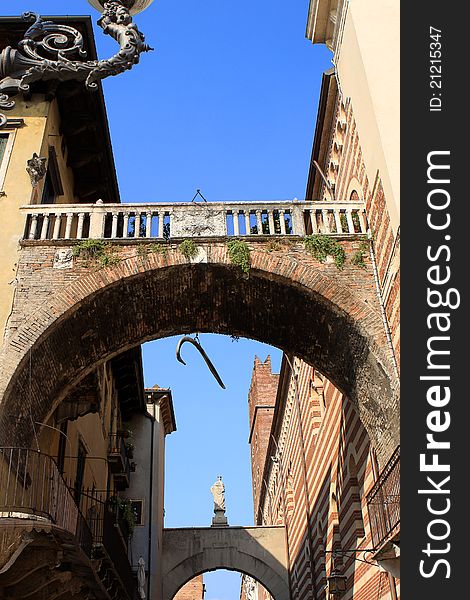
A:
[227,239,251,274]
[304,234,346,269]
[137,242,168,259]
[149,242,168,257]
[179,239,198,260]
[72,239,119,268]
[265,240,283,253]
[351,239,370,268]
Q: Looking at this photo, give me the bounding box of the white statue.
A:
[210,475,225,512]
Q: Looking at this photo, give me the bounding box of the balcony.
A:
[366,446,400,552]
[108,433,131,490]
[0,447,137,600]
[20,199,368,242]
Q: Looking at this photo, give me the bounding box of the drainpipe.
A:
[147,405,156,600]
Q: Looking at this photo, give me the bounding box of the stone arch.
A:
[162,527,290,600]
[0,243,399,464]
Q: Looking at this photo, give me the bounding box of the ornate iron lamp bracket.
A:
[0,1,153,121]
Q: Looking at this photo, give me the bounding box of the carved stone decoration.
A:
[243,575,258,600]
[26,153,47,187]
[171,205,226,238]
[0,3,153,107]
[53,249,73,269]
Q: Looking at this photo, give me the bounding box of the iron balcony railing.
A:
[366,446,400,550]
[0,449,136,599]
[77,489,136,598]
[0,447,80,537]
[108,433,131,490]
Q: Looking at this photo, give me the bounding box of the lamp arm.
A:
[0,2,152,113]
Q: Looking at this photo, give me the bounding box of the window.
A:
[74,440,87,504]
[130,499,144,526]
[41,146,63,204]
[0,134,7,164]
[0,132,15,192]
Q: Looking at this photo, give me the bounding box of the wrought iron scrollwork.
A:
[0,1,152,111]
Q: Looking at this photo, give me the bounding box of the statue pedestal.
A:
[211,510,228,527]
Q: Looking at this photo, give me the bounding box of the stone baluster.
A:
[158,212,164,238]
[111,212,119,239]
[52,213,62,239]
[146,211,152,238]
[358,210,367,234]
[346,208,355,233]
[245,211,251,235]
[268,210,275,235]
[40,213,50,240]
[308,210,318,234]
[77,213,85,239]
[256,210,263,235]
[321,209,331,233]
[64,213,74,239]
[89,200,106,238]
[134,212,141,238]
[233,210,240,236]
[29,214,38,240]
[279,210,287,235]
[333,209,342,234]
[123,213,130,238]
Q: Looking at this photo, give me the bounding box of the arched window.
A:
[347,455,365,538]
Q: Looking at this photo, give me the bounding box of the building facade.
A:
[0,15,177,600]
[247,355,399,600]
[305,0,400,369]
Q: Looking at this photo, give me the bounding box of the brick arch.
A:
[0,243,399,463]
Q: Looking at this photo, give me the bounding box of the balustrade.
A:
[21,200,368,242]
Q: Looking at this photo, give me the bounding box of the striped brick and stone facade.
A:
[247,356,400,600]
[307,71,400,373]
[173,575,205,600]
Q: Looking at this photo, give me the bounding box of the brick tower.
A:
[247,356,279,520]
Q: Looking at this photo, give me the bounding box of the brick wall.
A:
[174,575,204,600]
[316,95,400,371]
[247,356,400,600]
[0,239,399,464]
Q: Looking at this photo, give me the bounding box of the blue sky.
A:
[143,335,282,600]
[9,1,332,597]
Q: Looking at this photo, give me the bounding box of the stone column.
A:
[233,211,240,236]
[52,213,62,240]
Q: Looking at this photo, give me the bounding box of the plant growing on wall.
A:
[137,242,168,259]
[179,239,198,260]
[351,239,370,268]
[304,234,346,269]
[108,496,137,536]
[227,239,251,274]
[72,239,119,268]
